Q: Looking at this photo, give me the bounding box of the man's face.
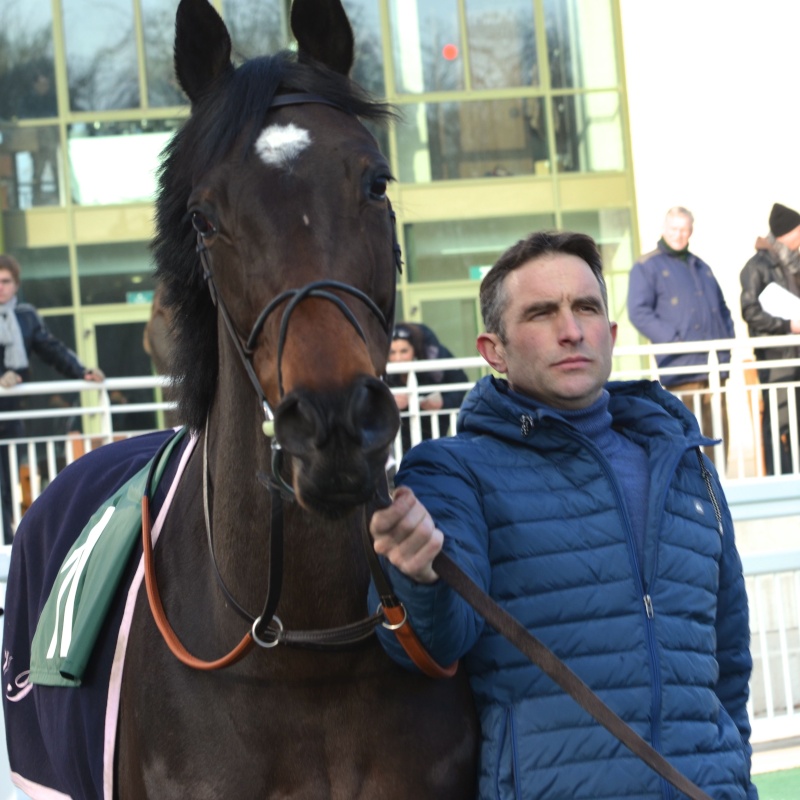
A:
[778,223,800,251]
[389,339,415,363]
[477,254,617,410]
[0,270,19,305]
[662,214,693,251]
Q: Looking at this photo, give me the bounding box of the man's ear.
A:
[476,332,508,374]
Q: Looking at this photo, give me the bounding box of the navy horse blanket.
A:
[2,430,195,799]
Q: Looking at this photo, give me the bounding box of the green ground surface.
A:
[754,767,800,799]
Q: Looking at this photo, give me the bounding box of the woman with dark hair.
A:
[387,322,469,453]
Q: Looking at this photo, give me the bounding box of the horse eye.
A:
[369,176,388,200]
[191,211,216,238]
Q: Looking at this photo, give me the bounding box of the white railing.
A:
[743,551,800,744]
[387,334,800,480]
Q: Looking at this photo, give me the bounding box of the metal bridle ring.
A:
[251,615,284,648]
[377,603,408,631]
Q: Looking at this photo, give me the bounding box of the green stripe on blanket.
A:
[29,428,186,687]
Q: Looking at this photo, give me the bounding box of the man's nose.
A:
[558,312,583,341]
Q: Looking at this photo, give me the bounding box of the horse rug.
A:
[2,429,195,799]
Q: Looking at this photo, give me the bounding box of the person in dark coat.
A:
[0,254,104,542]
[386,322,469,454]
[740,202,800,474]
[628,207,734,444]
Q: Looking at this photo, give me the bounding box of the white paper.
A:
[757,282,800,319]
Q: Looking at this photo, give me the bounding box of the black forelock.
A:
[151,50,393,432]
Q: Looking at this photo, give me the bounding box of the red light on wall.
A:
[442,43,459,61]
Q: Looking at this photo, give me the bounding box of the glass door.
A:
[80,306,161,433]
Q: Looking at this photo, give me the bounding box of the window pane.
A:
[221,0,288,60]
[466,0,537,89]
[561,208,633,328]
[552,92,624,173]
[68,119,179,205]
[0,124,63,209]
[0,0,57,120]
[397,99,550,183]
[141,0,187,107]
[390,0,463,94]
[77,242,156,305]
[62,0,140,111]
[343,0,386,97]
[8,247,72,310]
[404,215,555,282]
[544,0,618,90]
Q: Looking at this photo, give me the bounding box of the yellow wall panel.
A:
[397,179,557,223]
[73,205,155,244]
[2,210,70,248]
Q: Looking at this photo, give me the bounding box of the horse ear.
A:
[174,0,233,104]
[291,0,354,75]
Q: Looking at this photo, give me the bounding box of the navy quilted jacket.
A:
[373,376,756,800]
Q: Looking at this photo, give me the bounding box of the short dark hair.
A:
[480,231,607,341]
[0,254,21,285]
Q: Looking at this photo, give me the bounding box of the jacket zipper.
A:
[577,435,690,800]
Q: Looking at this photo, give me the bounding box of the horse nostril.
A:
[275,396,325,454]
[346,377,399,453]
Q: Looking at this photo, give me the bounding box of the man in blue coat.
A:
[628,207,734,445]
[370,231,756,799]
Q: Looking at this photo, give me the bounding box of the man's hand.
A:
[0,370,21,389]
[790,319,800,334]
[370,486,443,584]
[420,391,443,410]
[83,368,105,382]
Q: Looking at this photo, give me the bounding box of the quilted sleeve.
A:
[369,439,490,671]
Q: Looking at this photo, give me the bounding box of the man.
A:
[740,202,800,475]
[628,207,734,445]
[0,254,104,542]
[370,231,756,799]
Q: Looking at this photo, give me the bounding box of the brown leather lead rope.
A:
[431,550,714,800]
[364,483,458,679]
[380,603,457,679]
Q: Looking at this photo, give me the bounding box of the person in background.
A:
[386,322,468,454]
[627,207,734,446]
[370,231,755,799]
[740,202,800,475]
[0,254,104,542]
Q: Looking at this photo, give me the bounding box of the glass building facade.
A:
[0,0,638,377]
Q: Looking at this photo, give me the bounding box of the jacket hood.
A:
[457,376,711,446]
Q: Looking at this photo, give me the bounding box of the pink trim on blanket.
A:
[12,771,72,800]
[102,432,198,800]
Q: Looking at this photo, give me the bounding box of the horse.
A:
[1,0,477,797]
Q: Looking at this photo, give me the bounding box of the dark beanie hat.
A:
[768,203,800,237]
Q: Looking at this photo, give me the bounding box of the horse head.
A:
[154,0,400,518]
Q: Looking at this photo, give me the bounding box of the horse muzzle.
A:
[273,375,399,516]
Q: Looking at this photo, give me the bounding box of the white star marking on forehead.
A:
[254,123,311,167]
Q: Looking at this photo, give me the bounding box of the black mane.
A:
[152,51,393,431]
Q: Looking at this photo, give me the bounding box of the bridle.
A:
[142,90,425,668]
